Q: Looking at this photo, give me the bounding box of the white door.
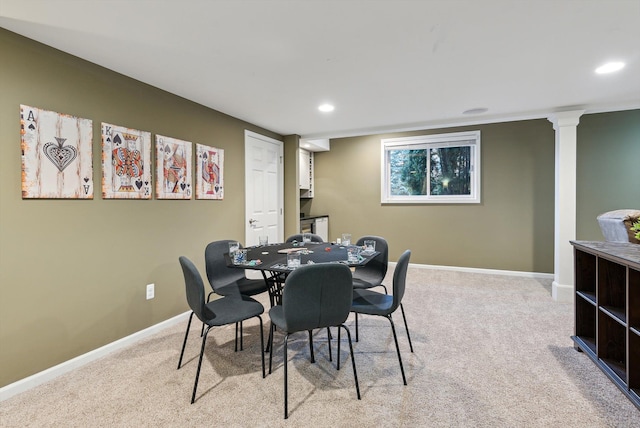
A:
[245,130,283,246]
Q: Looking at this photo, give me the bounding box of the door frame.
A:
[244,130,284,245]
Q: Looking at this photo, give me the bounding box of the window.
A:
[381,130,481,204]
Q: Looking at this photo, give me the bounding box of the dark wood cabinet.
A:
[571,241,640,409]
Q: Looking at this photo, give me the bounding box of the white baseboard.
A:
[552,280,574,303]
[401,262,554,280]
[0,311,190,402]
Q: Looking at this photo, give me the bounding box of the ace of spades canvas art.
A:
[20,105,93,199]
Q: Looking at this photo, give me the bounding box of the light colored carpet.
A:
[1,267,639,427]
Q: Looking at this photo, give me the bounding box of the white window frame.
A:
[381,130,481,204]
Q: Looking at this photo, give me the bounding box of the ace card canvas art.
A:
[20,105,93,199]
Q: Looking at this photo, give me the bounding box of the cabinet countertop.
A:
[570,240,640,267]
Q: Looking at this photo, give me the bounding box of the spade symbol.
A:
[113,134,122,146]
[43,137,77,172]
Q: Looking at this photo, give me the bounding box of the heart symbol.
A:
[43,138,77,172]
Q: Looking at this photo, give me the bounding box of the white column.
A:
[548,110,584,302]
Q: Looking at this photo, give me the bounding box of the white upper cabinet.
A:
[299,148,313,197]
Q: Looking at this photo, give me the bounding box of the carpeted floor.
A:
[1,267,639,427]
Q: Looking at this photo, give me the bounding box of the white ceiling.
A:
[1,0,639,139]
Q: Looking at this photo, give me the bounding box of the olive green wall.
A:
[308,121,556,272]
[576,110,640,239]
[0,29,284,386]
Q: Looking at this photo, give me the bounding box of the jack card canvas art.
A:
[195,143,224,200]
[20,105,93,199]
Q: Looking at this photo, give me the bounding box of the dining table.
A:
[226,241,379,306]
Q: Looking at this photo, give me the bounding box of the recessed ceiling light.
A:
[318,104,335,112]
[595,62,625,74]
[463,107,488,115]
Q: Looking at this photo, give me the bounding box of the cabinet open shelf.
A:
[571,241,640,410]
[600,306,627,325]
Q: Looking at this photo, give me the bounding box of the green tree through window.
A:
[382,131,480,203]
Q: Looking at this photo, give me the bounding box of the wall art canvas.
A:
[20,105,93,199]
[101,123,152,199]
[155,135,192,199]
[195,143,224,200]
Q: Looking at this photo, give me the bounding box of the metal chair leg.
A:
[308,330,315,363]
[178,312,195,369]
[191,326,211,403]
[337,326,342,370]
[257,316,265,378]
[340,324,361,400]
[387,314,407,385]
[235,322,239,352]
[327,327,332,362]
[400,303,413,352]
[268,324,275,374]
[284,334,289,419]
[355,312,359,342]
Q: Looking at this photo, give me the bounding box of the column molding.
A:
[548,110,584,302]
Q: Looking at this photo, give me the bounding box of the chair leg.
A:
[337,326,342,370]
[266,323,273,353]
[235,322,239,352]
[308,330,315,363]
[268,323,275,374]
[387,314,407,385]
[327,327,332,362]
[400,303,414,352]
[178,312,195,369]
[284,333,289,419]
[256,315,265,378]
[355,312,359,342]
[339,324,361,400]
[191,325,211,403]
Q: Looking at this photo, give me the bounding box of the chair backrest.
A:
[179,256,209,323]
[282,263,352,332]
[285,233,324,243]
[353,235,389,280]
[391,250,411,311]
[205,240,245,292]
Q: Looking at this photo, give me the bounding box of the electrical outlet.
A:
[146,283,155,300]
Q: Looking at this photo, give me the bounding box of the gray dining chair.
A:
[352,235,389,293]
[205,239,269,298]
[351,249,413,385]
[285,233,324,243]
[352,235,389,340]
[205,240,270,350]
[177,256,265,404]
[268,263,360,419]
